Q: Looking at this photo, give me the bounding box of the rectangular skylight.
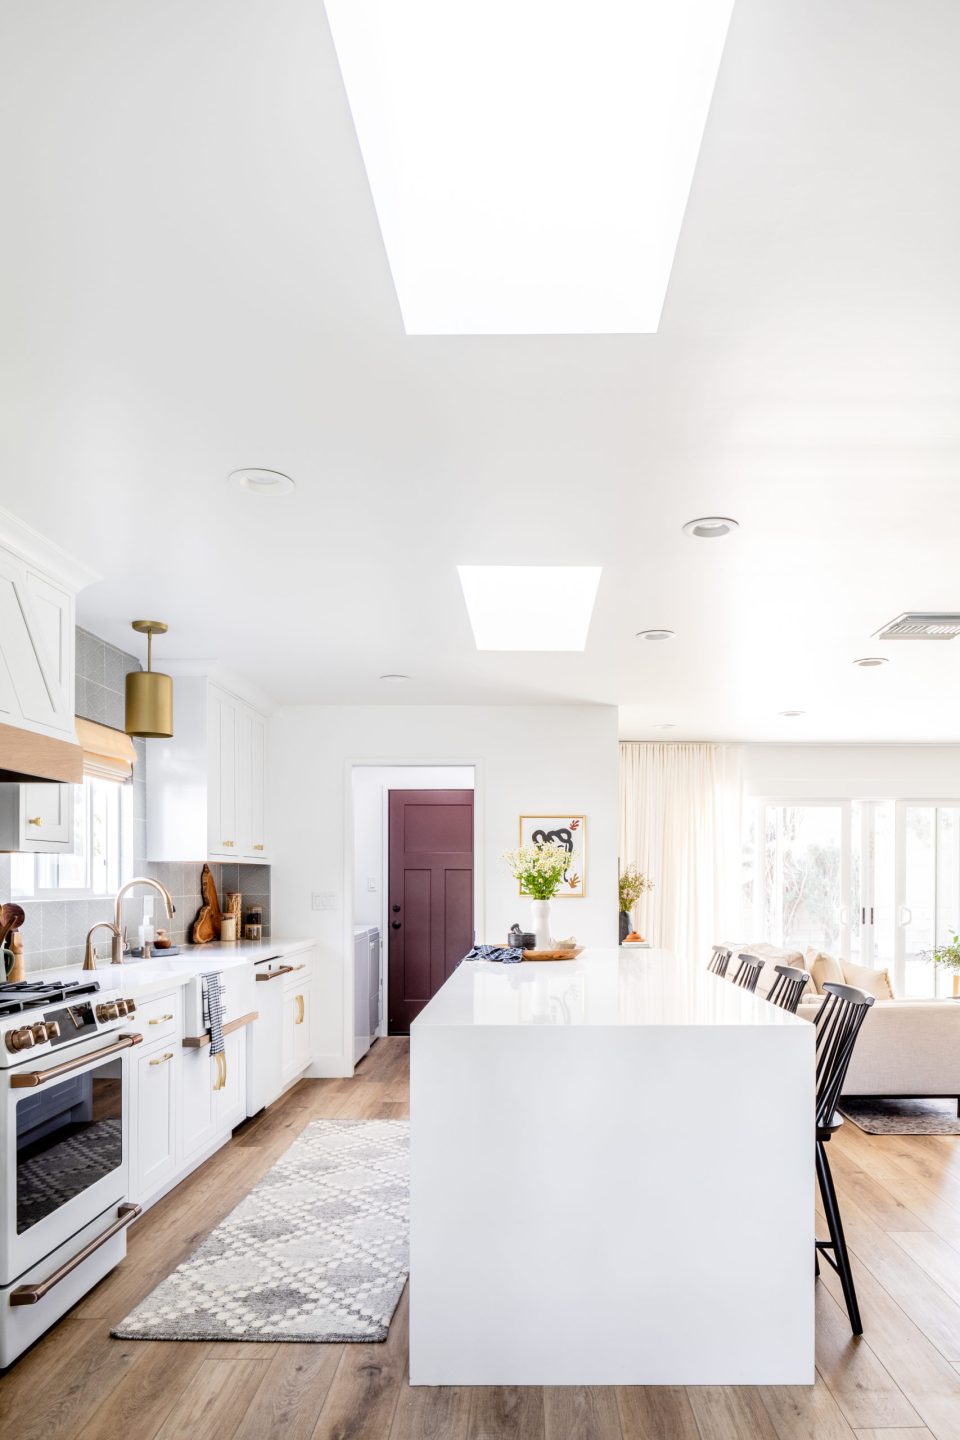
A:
[457,566,602,650]
[323,0,734,335]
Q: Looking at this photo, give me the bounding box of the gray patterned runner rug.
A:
[112,1118,408,1342]
[839,1098,960,1136]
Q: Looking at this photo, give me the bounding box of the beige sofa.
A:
[722,941,960,1105]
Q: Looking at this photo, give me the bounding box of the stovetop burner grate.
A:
[0,978,101,1016]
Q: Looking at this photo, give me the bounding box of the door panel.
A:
[388,789,474,1034]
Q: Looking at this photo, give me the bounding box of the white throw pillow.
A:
[805,947,844,995]
[841,958,895,1000]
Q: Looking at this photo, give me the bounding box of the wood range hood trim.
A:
[0,719,84,784]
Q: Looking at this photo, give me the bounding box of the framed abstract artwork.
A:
[518,815,586,897]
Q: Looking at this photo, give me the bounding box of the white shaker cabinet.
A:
[130,1044,179,1202]
[146,675,270,864]
[0,779,74,851]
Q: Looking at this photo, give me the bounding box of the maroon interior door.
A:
[388,789,474,1034]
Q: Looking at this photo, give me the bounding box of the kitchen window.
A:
[11,777,133,899]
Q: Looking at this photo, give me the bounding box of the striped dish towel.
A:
[463,944,524,964]
[201,972,225,1055]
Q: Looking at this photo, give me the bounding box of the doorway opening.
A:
[351,765,476,1043]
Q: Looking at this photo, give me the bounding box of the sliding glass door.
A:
[896,802,960,998]
[751,799,895,975]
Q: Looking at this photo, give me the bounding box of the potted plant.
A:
[618,866,653,944]
[924,932,960,997]
[502,842,575,951]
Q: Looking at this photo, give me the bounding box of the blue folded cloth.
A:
[463,944,524,964]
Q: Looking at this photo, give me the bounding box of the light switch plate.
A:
[367,876,378,892]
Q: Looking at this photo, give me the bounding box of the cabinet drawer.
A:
[134,991,180,1043]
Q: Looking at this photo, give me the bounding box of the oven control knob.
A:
[4,1027,35,1053]
[96,1002,120,1022]
[45,1020,61,1040]
[30,1022,49,1044]
[115,999,129,1016]
[123,997,136,1014]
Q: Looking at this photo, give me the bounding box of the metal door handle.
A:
[392,905,401,913]
[10,1204,141,1305]
[898,906,912,926]
[391,921,401,930]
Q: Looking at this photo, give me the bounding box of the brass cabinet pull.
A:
[27,816,43,827]
[149,1051,174,1066]
[253,843,264,851]
[295,994,305,1024]
[213,1050,227,1091]
[149,1014,174,1024]
[222,840,235,847]
[10,1033,143,1087]
[10,1204,141,1306]
[255,965,293,983]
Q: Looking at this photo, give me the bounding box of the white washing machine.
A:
[353,925,382,1064]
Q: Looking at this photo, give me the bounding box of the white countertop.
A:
[413,946,807,1029]
[36,936,316,1000]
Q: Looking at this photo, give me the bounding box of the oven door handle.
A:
[9,1032,143,1088]
[9,1204,142,1306]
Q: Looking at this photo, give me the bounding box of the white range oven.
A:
[0,978,143,1367]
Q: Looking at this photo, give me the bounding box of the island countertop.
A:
[412,945,808,1030]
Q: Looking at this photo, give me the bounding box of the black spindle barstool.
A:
[708,946,732,978]
[731,952,764,993]
[815,981,876,1335]
[766,964,811,1015]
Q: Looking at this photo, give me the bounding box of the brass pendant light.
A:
[125,620,174,738]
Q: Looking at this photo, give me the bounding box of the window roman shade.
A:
[74,717,137,782]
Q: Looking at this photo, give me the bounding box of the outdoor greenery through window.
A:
[743,797,958,999]
[12,777,132,899]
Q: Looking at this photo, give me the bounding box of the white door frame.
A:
[343,758,481,1072]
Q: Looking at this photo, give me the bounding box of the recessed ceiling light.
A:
[228,468,295,496]
[457,566,602,651]
[682,516,739,539]
[379,674,411,683]
[778,710,806,718]
[853,656,889,668]
[635,629,675,641]
[324,0,735,334]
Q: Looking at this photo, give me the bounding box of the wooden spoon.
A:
[0,903,26,951]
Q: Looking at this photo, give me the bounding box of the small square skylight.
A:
[457,566,602,651]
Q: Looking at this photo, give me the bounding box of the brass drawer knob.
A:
[27,816,43,827]
[222,840,235,847]
[253,844,264,851]
[149,1052,174,1066]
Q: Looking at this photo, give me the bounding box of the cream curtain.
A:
[619,742,742,962]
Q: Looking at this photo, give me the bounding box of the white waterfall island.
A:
[409,947,814,1386]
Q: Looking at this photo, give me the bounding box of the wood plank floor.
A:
[4,1038,960,1439]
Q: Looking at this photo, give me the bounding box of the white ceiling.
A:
[2,0,960,741]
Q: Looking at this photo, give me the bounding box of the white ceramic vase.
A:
[530,898,552,952]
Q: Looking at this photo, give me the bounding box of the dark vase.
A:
[619,910,631,944]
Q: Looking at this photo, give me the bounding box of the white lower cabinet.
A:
[281,981,312,1087]
[180,1045,218,1166]
[130,1044,179,1204]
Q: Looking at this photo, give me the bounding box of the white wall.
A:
[270,704,619,1075]
[352,765,475,928]
[742,744,960,800]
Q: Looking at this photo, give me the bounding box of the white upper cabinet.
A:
[0,515,94,742]
[146,674,270,864]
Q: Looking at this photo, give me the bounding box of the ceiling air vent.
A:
[874,612,960,641]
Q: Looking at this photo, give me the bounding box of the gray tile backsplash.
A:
[1,627,270,972]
